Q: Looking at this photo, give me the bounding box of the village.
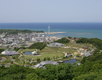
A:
[0,31,59,48]
[0,31,96,68]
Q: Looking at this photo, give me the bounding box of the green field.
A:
[66,42,93,48]
[25,47,77,60]
[19,42,93,61]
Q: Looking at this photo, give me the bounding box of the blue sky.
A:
[0,0,102,23]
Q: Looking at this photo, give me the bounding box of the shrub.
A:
[55,38,70,44]
[29,42,46,50]
[76,55,81,57]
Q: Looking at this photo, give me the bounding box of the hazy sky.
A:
[0,0,102,23]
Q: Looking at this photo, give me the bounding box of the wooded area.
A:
[55,38,70,44]
[0,29,44,34]
[28,42,46,50]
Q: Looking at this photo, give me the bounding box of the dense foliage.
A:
[0,65,33,80]
[76,38,102,49]
[74,38,102,80]
[29,42,46,50]
[0,64,75,80]
[55,38,70,44]
[0,29,44,34]
[68,36,72,39]
[0,49,5,53]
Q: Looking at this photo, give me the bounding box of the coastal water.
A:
[0,23,102,39]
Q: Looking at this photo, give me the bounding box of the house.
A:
[83,51,91,57]
[82,46,88,49]
[49,36,58,41]
[4,44,9,48]
[0,44,2,47]
[35,61,58,68]
[1,50,20,56]
[70,38,76,43]
[11,42,17,46]
[48,42,65,47]
[32,37,36,42]
[64,52,71,57]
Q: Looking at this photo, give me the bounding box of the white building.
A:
[11,42,17,46]
[35,61,58,68]
[1,50,20,56]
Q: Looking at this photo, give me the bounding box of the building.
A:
[11,42,17,46]
[64,52,71,57]
[83,51,92,57]
[35,61,58,68]
[1,50,20,56]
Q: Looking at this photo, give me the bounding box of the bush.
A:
[29,42,46,50]
[12,55,19,59]
[76,55,81,57]
[55,38,70,44]
[0,49,5,53]
[44,57,47,61]
[10,61,13,64]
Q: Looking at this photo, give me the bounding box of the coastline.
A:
[44,32,66,34]
[34,32,66,35]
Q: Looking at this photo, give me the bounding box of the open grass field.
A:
[24,46,77,60]
[66,43,82,48]
[66,42,93,48]
[25,52,63,60]
[42,47,77,54]
[20,42,94,61]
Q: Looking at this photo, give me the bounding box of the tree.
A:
[68,36,72,39]
[26,73,39,80]
[29,42,46,50]
[0,49,5,53]
[55,38,70,44]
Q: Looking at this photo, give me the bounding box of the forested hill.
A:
[0,29,44,34]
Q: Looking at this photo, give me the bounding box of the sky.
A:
[0,0,102,23]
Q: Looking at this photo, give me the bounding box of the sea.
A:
[0,23,102,39]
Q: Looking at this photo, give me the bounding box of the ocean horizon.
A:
[0,23,102,39]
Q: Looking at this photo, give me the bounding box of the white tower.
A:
[48,25,50,34]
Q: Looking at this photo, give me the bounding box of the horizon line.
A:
[0,22,102,24]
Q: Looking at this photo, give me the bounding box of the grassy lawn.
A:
[19,42,93,61]
[25,47,77,60]
[66,42,93,48]
[42,47,77,54]
[25,52,63,60]
[66,43,82,48]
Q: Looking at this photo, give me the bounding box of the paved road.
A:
[0,57,6,62]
